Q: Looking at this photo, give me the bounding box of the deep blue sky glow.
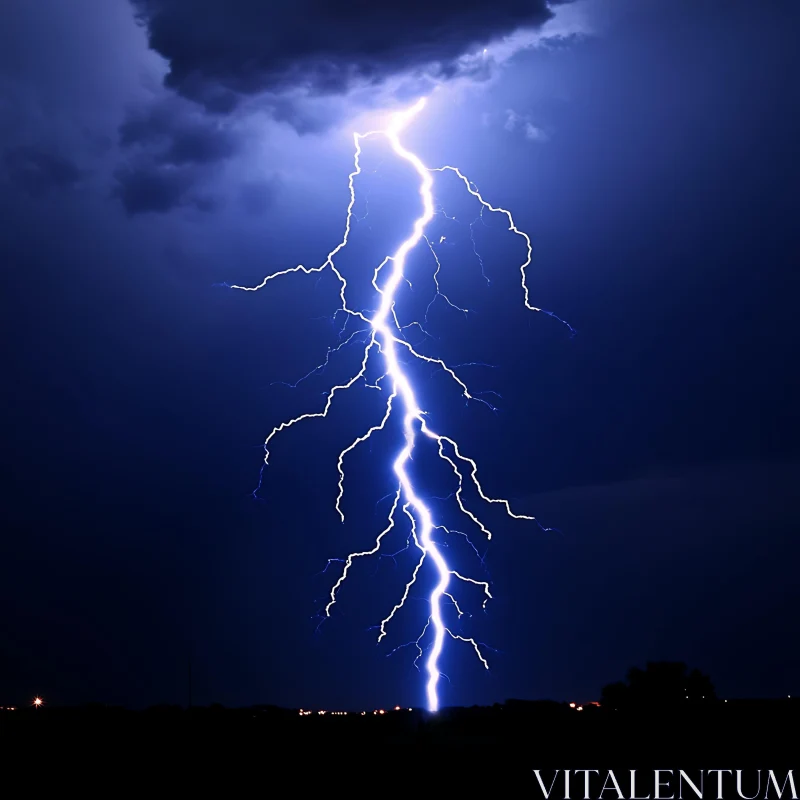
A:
[1,0,798,710]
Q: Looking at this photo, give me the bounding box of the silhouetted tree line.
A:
[601,661,716,709]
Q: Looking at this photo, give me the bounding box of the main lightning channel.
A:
[229,97,561,713]
[372,99,450,713]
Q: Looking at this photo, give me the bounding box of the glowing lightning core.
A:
[227,97,566,712]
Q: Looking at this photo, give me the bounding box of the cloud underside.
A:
[2,146,83,197]
[114,0,570,214]
[131,0,568,108]
[112,99,238,213]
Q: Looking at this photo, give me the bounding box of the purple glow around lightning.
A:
[226,98,569,712]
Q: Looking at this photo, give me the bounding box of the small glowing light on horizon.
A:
[33,697,43,708]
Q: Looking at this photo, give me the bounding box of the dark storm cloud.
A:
[119,101,237,165]
[130,0,569,107]
[115,99,239,214]
[2,146,83,196]
[113,163,211,214]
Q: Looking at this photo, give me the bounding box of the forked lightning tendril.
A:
[227,97,565,712]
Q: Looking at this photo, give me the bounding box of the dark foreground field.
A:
[2,700,796,794]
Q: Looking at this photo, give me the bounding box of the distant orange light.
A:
[569,702,576,708]
[33,697,43,708]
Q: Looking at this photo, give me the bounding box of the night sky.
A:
[1,0,798,711]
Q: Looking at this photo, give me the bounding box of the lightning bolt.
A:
[226,97,568,712]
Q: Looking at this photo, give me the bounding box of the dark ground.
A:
[2,700,795,793]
